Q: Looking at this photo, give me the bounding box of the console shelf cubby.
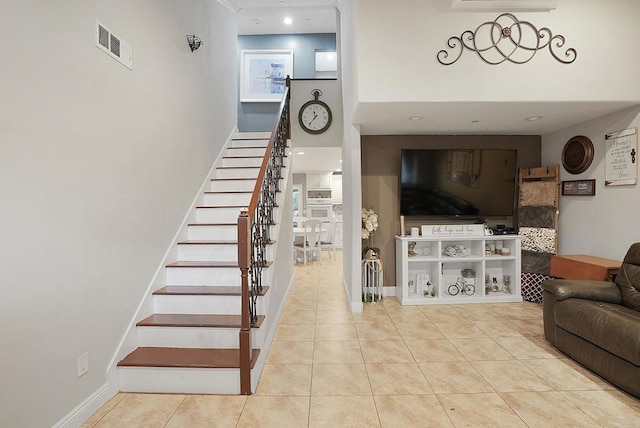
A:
[395,235,522,305]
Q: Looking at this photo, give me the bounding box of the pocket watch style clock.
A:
[298,89,332,134]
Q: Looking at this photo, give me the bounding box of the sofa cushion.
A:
[555,298,640,366]
[616,242,640,311]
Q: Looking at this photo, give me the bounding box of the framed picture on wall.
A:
[240,50,294,102]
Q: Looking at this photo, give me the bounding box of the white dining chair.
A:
[293,219,322,266]
[319,214,337,259]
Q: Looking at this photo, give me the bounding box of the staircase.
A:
[117,132,286,394]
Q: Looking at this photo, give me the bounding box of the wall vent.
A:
[95,20,132,70]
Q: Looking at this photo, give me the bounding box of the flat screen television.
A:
[400,149,518,219]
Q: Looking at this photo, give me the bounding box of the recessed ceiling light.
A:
[252,19,261,25]
[409,116,424,121]
[297,151,304,155]
[338,160,342,163]
[284,17,292,25]
[525,116,543,121]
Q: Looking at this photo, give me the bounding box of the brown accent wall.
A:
[361,135,542,287]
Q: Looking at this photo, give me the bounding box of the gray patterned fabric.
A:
[521,250,552,276]
[520,227,557,254]
[518,206,556,229]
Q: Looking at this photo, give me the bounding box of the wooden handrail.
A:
[238,77,290,395]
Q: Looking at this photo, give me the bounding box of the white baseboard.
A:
[52,383,115,428]
[383,286,397,297]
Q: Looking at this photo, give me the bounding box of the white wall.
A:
[542,106,640,261]
[355,0,640,103]
[0,1,237,426]
[339,0,364,312]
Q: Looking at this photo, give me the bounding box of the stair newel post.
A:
[238,209,252,395]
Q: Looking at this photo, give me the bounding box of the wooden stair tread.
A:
[177,240,238,245]
[188,222,236,227]
[118,347,260,369]
[154,285,269,296]
[196,205,247,208]
[227,146,268,149]
[216,166,260,170]
[222,156,264,159]
[137,314,265,328]
[210,178,256,181]
[204,191,253,194]
[166,261,239,268]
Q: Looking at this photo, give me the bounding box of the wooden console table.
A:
[550,254,621,281]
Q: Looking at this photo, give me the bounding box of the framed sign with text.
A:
[605,128,638,186]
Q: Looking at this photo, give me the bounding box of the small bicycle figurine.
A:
[447,277,475,296]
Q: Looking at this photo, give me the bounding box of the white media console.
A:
[395,233,522,305]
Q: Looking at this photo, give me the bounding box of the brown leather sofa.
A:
[541,242,640,398]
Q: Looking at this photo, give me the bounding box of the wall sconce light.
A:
[186,34,203,52]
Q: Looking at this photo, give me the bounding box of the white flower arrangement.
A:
[361,208,379,240]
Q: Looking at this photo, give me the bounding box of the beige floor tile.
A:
[473,320,524,338]
[394,322,445,340]
[510,318,545,336]
[355,322,401,341]
[522,358,612,391]
[165,395,247,427]
[313,340,363,364]
[237,396,310,428]
[366,363,433,395]
[561,390,640,427]
[471,360,554,392]
[280,310,316,325]
[316,298,349,311]
[419,307,464,323]
[454,305,503,321]
[438,392,527,427]
[449,337,516,361]
[359,340,415,364]
[266,341,314,364]
[494,336,563,359]
[500,391,600,428]
[315,323,358,341]
[405,339,466,363]
[94,394,185,428]
[255,364,312,396]
[309,396,380,427]
[274,323,316,341]
[433,322,489,339]
[311,364,372,396]
[374,395,453,427]
[316,309,353,324]
[285,298,318,311]
[419,361,494,394]
[82,393,127,427]
[387,309,427,323]
[352,306,392,324]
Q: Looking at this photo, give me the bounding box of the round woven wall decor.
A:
[562,135,594,174]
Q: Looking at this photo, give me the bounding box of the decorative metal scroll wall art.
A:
[437,13,577,65]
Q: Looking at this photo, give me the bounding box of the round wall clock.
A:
[298,89,332,134]
[562,135,594,174]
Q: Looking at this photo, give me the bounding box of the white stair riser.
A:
[188,225,237,241]
[210,179,256,192]
[197,207,244,223]
[153,294,266,315]
[118,367,242,394]
[178,244,238,262]
[136,326,265,349]
[215,168,260,179]
[230,139,269,148]
[166,267,241,286]
[226,147,266,157]
[203,192,252,206]
[221,157,263,167]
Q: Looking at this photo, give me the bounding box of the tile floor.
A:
[84,253,640,427]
